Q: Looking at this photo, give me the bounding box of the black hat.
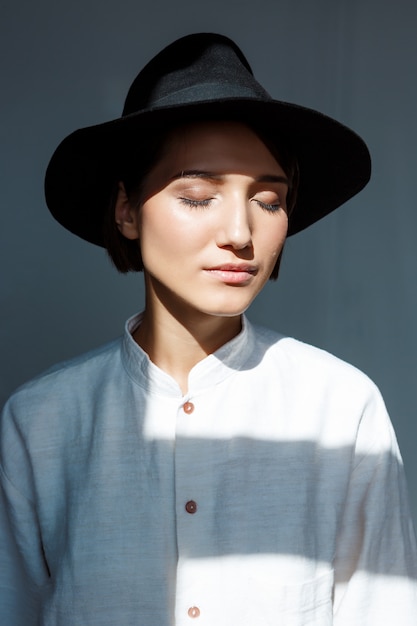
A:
[45,32,371,246]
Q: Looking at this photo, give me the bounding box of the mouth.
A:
[204,264,258,284]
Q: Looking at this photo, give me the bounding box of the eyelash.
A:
[180,198,213,209]
[255,200,281,213]
[179,197,281,212]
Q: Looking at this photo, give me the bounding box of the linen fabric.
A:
[1,315,416,625]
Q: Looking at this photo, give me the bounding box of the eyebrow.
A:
[170,170,289,185]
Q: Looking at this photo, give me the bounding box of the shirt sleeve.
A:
[0,401,49,625]
[333,385,417,624]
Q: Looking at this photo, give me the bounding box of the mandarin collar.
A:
[121,313,255,397]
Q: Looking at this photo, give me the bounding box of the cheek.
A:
[138,201,209,265]
[260,218,288,257]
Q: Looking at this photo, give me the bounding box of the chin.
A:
[202,301,253,318]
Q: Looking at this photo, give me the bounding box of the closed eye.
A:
[253,199,282,213]
[180,197,213,209]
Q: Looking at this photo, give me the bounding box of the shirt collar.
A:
[121,313,256,397]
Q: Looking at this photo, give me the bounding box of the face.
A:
[118,121,289,323]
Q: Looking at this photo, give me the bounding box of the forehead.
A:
[151,120,287,180]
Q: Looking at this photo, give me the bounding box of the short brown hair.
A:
[102,129,169,273]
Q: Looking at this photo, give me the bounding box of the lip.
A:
[204,264,257,284]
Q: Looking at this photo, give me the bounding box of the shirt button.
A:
[183,401,195,414]
[185,500,197,514]
[188,606,200,618]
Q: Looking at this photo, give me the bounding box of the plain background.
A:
[1,0,416,524]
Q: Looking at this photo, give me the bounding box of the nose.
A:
[216,195,253,251]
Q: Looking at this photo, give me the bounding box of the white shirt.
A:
[1,314,416,625]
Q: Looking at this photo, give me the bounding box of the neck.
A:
[133,293,242,395]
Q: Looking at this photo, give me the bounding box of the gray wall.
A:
[1,0,416,523]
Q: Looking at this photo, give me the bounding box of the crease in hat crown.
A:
[122,33,272,115]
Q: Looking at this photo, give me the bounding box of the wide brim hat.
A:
[45,33,371,246]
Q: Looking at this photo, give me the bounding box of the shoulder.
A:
[248,322,394,449]
[0,336,132,497]
[250,321,382,401]
[1,337,123,423]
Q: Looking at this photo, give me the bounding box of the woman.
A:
[1,33,416,625]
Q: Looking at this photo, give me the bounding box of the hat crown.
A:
[122,33,271,115]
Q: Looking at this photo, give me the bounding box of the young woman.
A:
[1,33,416,625]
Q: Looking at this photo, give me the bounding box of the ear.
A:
[115,182,140,240]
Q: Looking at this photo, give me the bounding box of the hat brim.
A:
[45,97,371,246]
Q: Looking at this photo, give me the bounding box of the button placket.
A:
[175,395,204,623]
